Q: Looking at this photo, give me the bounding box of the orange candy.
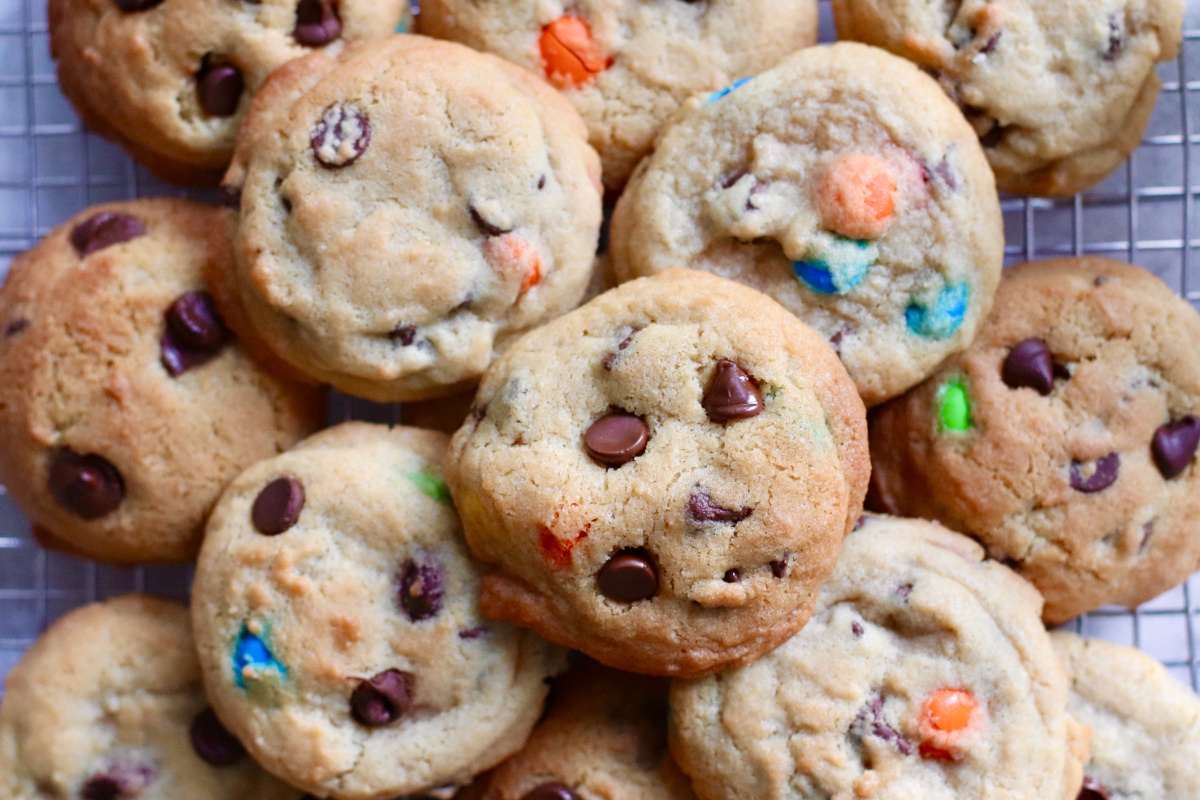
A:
[918,688,981,761]
[817,153,898,240]
[539,16,611,89]
[483,233,542,296]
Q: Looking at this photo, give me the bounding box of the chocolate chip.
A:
[702,360,763,422]
[70,213,145,257]
[4,318,28,337]
[537,175,546,190]
[1070,453,1120,493]
[1001,338,1056,395]
[81,777,123,800]
[350,668,415,727]
[1079,776,1110,800]
[1152,416,1200,479]
[979,31,1001,53]
[598,548,658,602]
[933,159,958,190]
[583,413,648,467]
[251,476,305,534]
[602,328,641,370]
[398,557,444,621]
[723,568,740,583]
[522,783,581,800]
[469,205,510,237]
[389,325,417,346]
[458,626,487,639]
[1105,14,1123,60]
[1140,521,1154,551]
[161,291,231,376]
[196,62,243,117]
[1094,276,1110,287]
[280,197,293,214]
[852,696,912,755]
[293,0,341,46]
[979,122,1008,148]
[112,0,163,11]
[218,185,242,208]
[312,103,369,167]
[719,168,748,189]
[770,557,788,578]
[80,764,156,800]
[189,707,246,766]
[48,449,124,520]
[896,583,913,601]
[688,490,752,524]
[851,621,864,637]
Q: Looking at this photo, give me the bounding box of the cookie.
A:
[1051,632,1200,800]
[831,0,1184,197]
[223,35,602,402]
[191,422,564,800]
[0,199,325,564]
[670,514,1089,800]
[0,595,300,800]
[49,0,409,185]
[445,268,869,678]
[417,0,818,192]
[610,42,1003,406]
[478,661,696,800]
[869,257,1200,624]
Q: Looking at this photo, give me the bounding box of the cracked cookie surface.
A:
[191,422,563,800]
[869,257,1200,623]
[610,43,1003,406]
[445,268,869,678]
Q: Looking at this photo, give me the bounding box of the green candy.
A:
[937,377,972,432]
[408,471,451,504]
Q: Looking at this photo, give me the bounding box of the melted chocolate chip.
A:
[81,777,123,800]
[112,0,163,12]
[48,449,125,519]
[189,707,246,766]
[1079,776,1110,800]
[1152,416,1200,479]
[1001,338,1056,395]
[719,168,748,189]
[896,582,913,601]
[469,205,511,237]
[4,318,28,337]
[598,548,658,602]
[70,213,145,257]
[852,696,912,755]
[522,784,581,800]
[583,413,648,467]
[80,764,156,800]
[933,159,958,190]
[851,621,865,637]
[980,31,1002,53]
[458,626,487,639]
[389,325,417,346]
[251,476,305,534]
[161,291,231,376]
[293,0,341,46]
[196,62,243,117]
[1105,14,1123,60]
[350,668,415,727]
[723,568,740,583]
[702,360,763,422]
[770,557,788,578]
[979,123,1008,149]
[398,557,444,621]
[1070,453,1120,494]
[688,490,752,524]
[1140,521,1154,551]
[312,103,370,167]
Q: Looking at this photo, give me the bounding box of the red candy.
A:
[539,16,610,89]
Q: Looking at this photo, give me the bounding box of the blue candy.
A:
[233,626,285,689]
[792,237,874,295]
[706,77,751,106]
[906,283,969,340]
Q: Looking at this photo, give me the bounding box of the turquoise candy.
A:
[233,626,285,689]
[906,283,968,339]
[706,77,751,106]
[793,237,873,295]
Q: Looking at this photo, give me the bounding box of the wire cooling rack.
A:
[1,0,1199,697]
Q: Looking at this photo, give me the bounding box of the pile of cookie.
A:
[2,1,1198,799]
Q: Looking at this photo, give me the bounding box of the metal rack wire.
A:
[0,0,1198,695]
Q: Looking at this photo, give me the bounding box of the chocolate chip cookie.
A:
[445,268,869,678]
[191,422,564,799]
[869,257,1200,624]
[610,42,1004,406]
[417,0,818,192]
[49,0,409,185]
[223,35,603,402]
[832,0,1184,197]
[478,661,696,800]
[0,199,325,564]
[670,515,1089,800]
[0,595,301,800]
[1051,632,1200,800]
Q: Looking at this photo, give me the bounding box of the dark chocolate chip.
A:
[218,184,242,209]
[196,63,243,117]
[1079,776,1110,800]
[312,103,370,167]
[719,168,747,189]
[349,668,415,727]
[281,197,293,214]
[80,764,156,800]
[1105,14,1123,60]
[770,557,788,578]
[1152,416,1200,479]
[602,328,641,370]
[583,413,648,467]
[189,707,246,766]
[852,696,912,755]
[81,777,123,800]
[389,325,417,346]
[851,621,864,637]
[979,122,1008,149]
[70,213,145,257]
[293,0,341,46]
[896,582,913,601]
[161,291,231,376]
[1070,453,1120,494]
[979,31,1001,53]
[688,490,752,524]
[702,360,763,422]
[537,174,546,190]
[1001,338,1055,395]
[251,476,305,534]
[829,330,845,356]
[112,0,163,12]
[601,353,618,370]
[398,557,444,621]
[522,783,581,800]
[723,568,740,583]
[1094,275,1110,287]
[48,449,125,520]
[598,548,658,602]
[458,626,487,639]
[4,318,28,337]
[469,205,511,237]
